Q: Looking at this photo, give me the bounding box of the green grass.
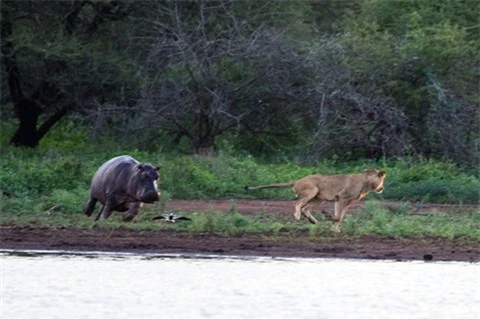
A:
[0,137,479,242]
[340,201,480,239]
[1,200,478,241]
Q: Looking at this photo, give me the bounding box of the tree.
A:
[1,0,134,147]
[127,0,320,155]
[329,0,480,166]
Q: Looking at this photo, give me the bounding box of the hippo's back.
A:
[90,155,139,201]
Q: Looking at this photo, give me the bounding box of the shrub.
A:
[1,147,478,220]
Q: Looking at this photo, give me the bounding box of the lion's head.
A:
[364,169,387,193]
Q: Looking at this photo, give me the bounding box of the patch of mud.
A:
[1,200,478,262]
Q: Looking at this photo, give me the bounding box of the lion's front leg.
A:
[330,200,353,233]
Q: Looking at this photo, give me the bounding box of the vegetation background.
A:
[1,0,479,235]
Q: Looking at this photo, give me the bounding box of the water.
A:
[1,250,478,319]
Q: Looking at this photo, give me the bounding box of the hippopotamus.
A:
[84,155,160,221]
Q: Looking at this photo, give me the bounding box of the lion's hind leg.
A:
[294,188,318,221]
[301,200,324,224]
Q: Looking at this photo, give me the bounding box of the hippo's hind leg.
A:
[96,197,114,221]
[94,205,105,221]
[84,197,98,217]
[122,202,142,222]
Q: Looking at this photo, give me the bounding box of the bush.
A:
[40,188,89,214]
[0,147,478,218]
[383,158,479,203]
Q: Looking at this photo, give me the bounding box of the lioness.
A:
[245,169,386,232]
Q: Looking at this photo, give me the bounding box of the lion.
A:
[245,169,386,232]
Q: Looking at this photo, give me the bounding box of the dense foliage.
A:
[1,0,478,167]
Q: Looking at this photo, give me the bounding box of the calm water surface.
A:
[1,250,478,319]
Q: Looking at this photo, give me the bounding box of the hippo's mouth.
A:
[141,192,160,203]
[143,199,157,204]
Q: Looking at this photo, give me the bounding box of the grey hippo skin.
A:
[84,155,160,221]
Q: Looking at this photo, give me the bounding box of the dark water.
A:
[1,250,478,319]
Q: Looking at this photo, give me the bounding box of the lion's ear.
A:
[378,171,386,178]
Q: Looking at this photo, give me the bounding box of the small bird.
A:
[152,213,191,223]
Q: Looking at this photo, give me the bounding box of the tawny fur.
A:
[246,169,386,232]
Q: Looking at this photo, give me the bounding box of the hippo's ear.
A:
[378,170,386,178]
[155,166,160,171]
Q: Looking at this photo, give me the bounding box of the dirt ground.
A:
[1,200,478,262]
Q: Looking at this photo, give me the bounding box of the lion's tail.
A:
[244,182,294,191]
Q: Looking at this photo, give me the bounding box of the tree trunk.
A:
[194,134,216,156]
[2,14,70,148]
[195,144,215,156]
[10,99,43,147]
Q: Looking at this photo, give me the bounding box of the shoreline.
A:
[1,225,478,263]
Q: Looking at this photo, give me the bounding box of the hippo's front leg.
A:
[122,202,142,221]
